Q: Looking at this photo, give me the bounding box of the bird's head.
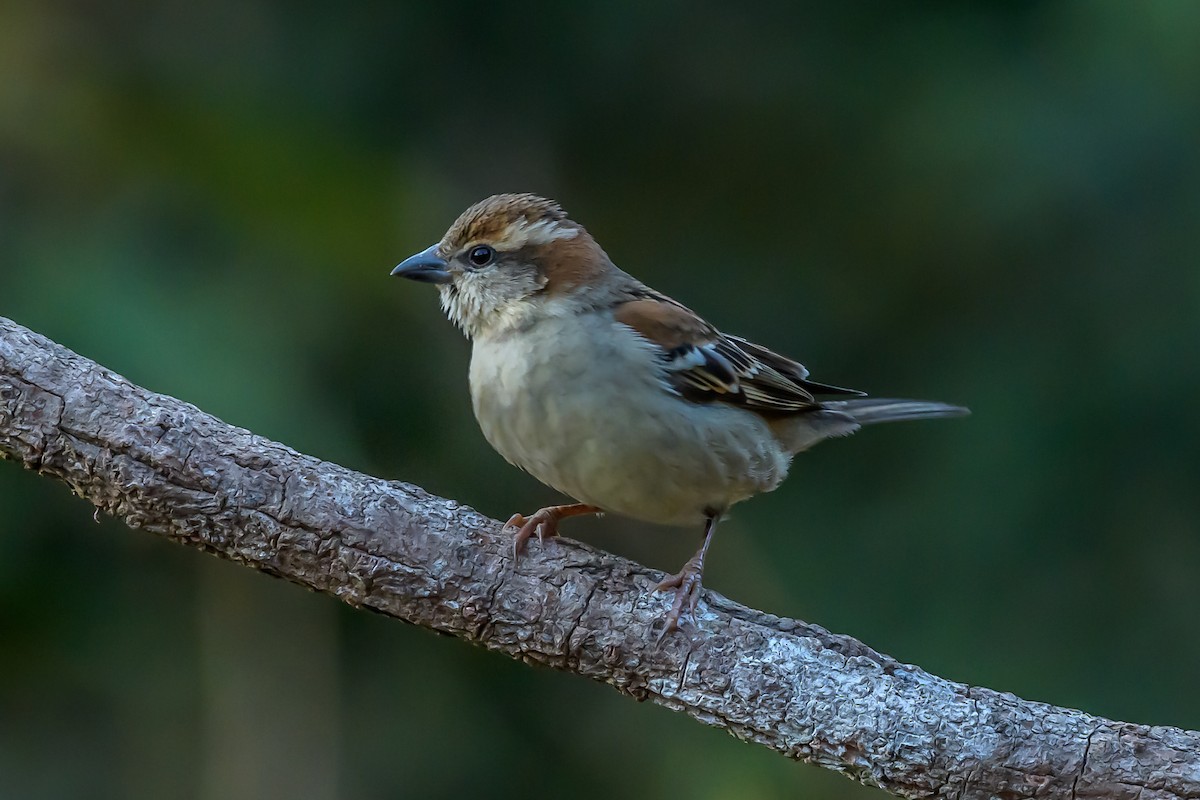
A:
[392,193,615,338]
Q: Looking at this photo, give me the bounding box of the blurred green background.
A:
[2,2,1199,798]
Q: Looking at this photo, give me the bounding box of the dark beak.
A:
[391,244,452,285]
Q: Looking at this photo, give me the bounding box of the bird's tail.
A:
[770,397,968,453]
[820,398,970,426]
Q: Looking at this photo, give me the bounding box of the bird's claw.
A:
[654,558,706,642]
[505,509,562,560]
[503,503,602,561]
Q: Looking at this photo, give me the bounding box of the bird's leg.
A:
[504,503,602,559]
[654,513,720,637]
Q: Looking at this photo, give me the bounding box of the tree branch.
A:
[1,315,1196,799]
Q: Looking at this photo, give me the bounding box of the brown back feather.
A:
[613,292,833,414]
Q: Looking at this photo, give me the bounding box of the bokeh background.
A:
[3,2,1199,798]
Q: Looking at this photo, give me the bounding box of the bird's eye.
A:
[467,245,495,267]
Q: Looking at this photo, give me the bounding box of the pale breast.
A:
[468,309,792,526]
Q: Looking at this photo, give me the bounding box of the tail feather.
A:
[820,398,970,426]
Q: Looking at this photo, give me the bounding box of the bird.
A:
[392,193,967,635]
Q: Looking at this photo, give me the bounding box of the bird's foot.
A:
[504,503,600,559]
[504,509,560,557]
[654,554,706,640]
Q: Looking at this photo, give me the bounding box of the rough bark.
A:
[1,315,1197,799]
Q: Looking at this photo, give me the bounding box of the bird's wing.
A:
[612,294,862,415]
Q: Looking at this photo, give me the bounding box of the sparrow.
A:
[392,193,967,635]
